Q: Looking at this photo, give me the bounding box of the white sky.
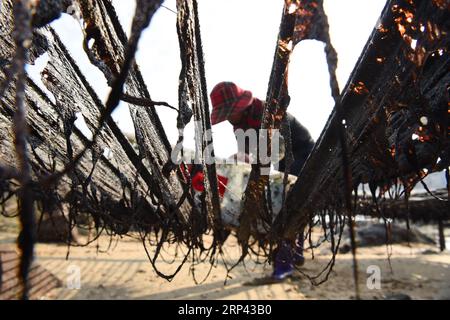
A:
[46,0,389,158]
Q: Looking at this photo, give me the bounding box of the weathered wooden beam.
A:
[0,0,159,233]
[238,0,340,245]
[280,0,450,239]
[41,27,151,201]
[176,0,222,234]
[76,0,194,225]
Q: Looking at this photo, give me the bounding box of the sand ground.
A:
[1,227,449,300]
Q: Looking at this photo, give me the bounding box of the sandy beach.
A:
[1,225,449,300]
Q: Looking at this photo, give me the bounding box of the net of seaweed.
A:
[0,0,448,299]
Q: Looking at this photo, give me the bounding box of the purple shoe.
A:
[272,263,294,281]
